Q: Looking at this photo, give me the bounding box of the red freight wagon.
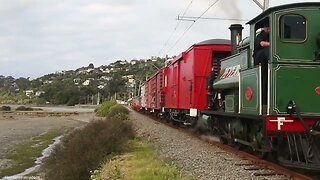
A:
[145,69,165,112]
[131,96,141,111]
[145,77,152,110]
[163,39,231,121]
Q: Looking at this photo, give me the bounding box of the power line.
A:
[181,0,193,17]
[166,0,221,54]
[177,16,249,22]
[157,0,194,56]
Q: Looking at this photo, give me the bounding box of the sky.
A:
[0,0,318,78]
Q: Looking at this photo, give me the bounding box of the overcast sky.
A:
[0,0,318,78]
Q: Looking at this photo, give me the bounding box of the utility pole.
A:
[91,94,94,105]
[252,0,269,11]
[264,0,269,11]
[97,92,100,105]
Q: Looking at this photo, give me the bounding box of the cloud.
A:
[1,0,319,78]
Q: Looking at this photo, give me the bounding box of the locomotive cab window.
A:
[279,14,306,41]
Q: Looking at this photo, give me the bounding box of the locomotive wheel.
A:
[219,135,228,144]
[217,120,228,144]
[254,150,267,159]
[165,114,170,123]
[231,142,242,150]
[170,119,178,126]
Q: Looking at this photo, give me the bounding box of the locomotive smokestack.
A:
[229,24,243,55]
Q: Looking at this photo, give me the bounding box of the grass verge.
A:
[92,138,193,180]
[0,128,66,178]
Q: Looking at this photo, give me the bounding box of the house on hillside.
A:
[73,78,81,85]
[100,68,111,73]
[82,80,90,86]
[25,90,34,97]
[120,60,127,65]
[44,80,53,84]
[35,91,45,97]
[130,60,138,65]
[97,85,105,89]
[122,75,134,80]
[99,76,111,81]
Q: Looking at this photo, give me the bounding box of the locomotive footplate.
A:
[277,131,320,172]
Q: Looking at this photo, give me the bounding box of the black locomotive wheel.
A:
[254,150,267,159]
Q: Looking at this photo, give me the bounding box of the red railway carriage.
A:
[163,39,231,121]
[145,68,165,112]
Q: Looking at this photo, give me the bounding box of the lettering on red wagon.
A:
[220,65,240,80]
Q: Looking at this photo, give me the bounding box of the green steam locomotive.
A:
[204,2,320,171]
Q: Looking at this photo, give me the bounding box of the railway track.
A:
[141,112,316,180]
[201,136,314,180]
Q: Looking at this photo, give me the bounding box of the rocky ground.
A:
[0,112,95,170]
[129,109,284,180]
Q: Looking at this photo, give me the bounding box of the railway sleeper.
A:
[234,138,271,153]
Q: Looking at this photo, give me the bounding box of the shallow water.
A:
[3,104,95,113]
[2,136,62,180]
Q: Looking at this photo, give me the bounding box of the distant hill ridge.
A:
[0,58,166,105]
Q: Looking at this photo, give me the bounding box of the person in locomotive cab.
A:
[253,20,270,109]
[253,21,270,66]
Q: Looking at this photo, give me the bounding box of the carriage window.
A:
[279,15,306,41]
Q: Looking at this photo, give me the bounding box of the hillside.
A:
[0,58,166,105]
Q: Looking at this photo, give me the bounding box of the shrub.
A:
[96,100,117,117]
[106,104,129,120]
[32,97,46,105]
[15,106,34,111]
[42,117,134,180]
[0,106,11,111]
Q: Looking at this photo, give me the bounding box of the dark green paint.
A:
[270,64,320,116]
[240,67,260,115]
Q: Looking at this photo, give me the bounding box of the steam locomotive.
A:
[132,2,320,171]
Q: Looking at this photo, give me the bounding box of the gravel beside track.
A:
[129,109,288,180]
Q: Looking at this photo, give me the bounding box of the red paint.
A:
[266,116,317,132]
[163,43,231,110]
[145,69,165,110]
[315,86,320,95]
[131,96,141,111]
[245,87,253,100]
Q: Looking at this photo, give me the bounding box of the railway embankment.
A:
[129,109,290,180]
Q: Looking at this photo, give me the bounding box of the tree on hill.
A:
[88,63,94,69]
[102,73,126,99]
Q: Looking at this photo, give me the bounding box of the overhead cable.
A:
[157,0,194,56]
[166,0,221,54]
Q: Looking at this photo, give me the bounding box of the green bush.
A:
[15,106,34,111]
[42,117,134,180]
[0,106,11,111]
[96,100,117,117]
[106,104,129,120]
[32,97,47,105]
